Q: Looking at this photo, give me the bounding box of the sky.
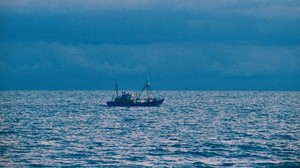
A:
[0,0,299,90]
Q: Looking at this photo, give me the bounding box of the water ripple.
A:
[0,91,299,167]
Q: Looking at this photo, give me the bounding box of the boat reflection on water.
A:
[106,80,164,107]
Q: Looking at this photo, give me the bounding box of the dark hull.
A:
[106,99,164,107]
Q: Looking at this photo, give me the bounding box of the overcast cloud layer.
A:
[0,0,299,90]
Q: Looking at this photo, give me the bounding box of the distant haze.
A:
[0,0,299,90]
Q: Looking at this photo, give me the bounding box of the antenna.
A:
[115,80,118,99]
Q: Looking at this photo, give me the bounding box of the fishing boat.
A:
[106,80,164,107]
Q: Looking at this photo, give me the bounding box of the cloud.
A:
[1,41,299,89]
[1,41,299,77]
[0,0,299,90]
[234,1,300,19]
[1,4,299,45]
[0,0,159,14]
[13,43,147,76]
[204,44,300,76]
[1,0,299,19]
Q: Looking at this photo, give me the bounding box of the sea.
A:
[0,91,299,167]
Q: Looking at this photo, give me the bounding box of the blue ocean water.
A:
[0,91,299,167]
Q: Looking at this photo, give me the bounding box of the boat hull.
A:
[106,99,164,107]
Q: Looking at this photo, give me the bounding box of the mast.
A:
[138,79,156,100]
[115,80,119,98]
[146,80,150,101]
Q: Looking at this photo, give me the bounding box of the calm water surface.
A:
[0,91,299,167]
